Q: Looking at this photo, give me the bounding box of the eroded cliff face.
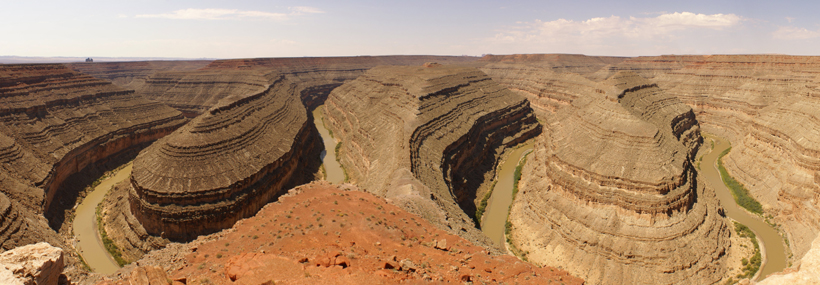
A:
[128,73,323,241]
[65,61,211,89]
[600,55,820,259]
[134,56,479,117]
[324,65,540,250]
[508,71,730,284]
[0,64,187,251]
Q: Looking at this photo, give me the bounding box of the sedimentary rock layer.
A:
[509,71,730,284]
[135,56,479,117]
[479,54,627,74]
[597,55,820,259]
[324,65,540,249]
[128,73,323,241]
[65,60,211,88]
[0,64,186,249]
[481,64,605,116]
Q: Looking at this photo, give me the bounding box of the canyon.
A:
[1,54,819,285]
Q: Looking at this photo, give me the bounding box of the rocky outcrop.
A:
[509,71,730,284]
[324,65,540,249]
[0,242,64,285]
[98,182,582,285]
[128,73,323,241]
[0,64,187,251]
[65,61,211,89]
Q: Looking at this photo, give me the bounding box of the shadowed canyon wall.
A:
[0,64,187,251]
[128,72,323,241]
[324,65,541,249]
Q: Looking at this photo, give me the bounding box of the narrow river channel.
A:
[73,164,132,274]
[313,105,344,184]
[700,135,787,280]
[481,142,534,247]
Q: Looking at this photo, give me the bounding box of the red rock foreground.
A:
[98,182,582,284]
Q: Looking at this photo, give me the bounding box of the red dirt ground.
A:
[99,182,583,284]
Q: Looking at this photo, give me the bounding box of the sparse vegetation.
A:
[475,180,497,225]
[734,222,761,279]
[717,147,764,215]
[505,150,532,262]
[96,201,128,266]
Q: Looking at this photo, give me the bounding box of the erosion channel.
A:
[481,141,534,247]
[73,164,132,274]
[701,135,787,280]
[314,105,344,184]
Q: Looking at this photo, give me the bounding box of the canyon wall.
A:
[65,61,211,89]
[485,53,820,262]
[0,64,187,250]
[324,65,541,249]
[602,55,820,259]
[134,56,479,117]
[508,71,730,284]
[128,73,323,241]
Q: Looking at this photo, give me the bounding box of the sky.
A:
[2,0,820,59]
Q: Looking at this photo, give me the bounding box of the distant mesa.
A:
[85,57,93,62]
[324,65,541,249]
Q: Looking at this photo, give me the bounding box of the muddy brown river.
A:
[481,142,534,247]
[73,164,132,274]
[701,135,787,280]
[313,106,344,184]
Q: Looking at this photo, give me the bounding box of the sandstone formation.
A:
[65,61,211,89]
[597,55,820,260]
[134,56,478,117]
[98,182,582,285]
[128,72,324,241]
[0,242,64,285]
[0,64,187,252]
[481,63,606,117]
[324,65,541,249]
[508,71,731,284]
[479,53,626,74]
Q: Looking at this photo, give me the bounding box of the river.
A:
[481,142,534,247]
[73,164,132,274]
[313,105,344,184]
[700,135,787,280]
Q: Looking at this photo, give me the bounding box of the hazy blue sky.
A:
[2,0,820,58]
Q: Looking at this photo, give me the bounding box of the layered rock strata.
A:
[324,65,540,249]
[135,56,479,117]
[0,64,186,250]
[481,64,605,116]
[508,71,730,284]
[65,60,211,89]
[600,55,820,259]
[128,73,323,241]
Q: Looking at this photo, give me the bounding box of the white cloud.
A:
[786,17,795,23]
[491,12,741,44]
[773,26,820,40]
[135,7,323,20]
